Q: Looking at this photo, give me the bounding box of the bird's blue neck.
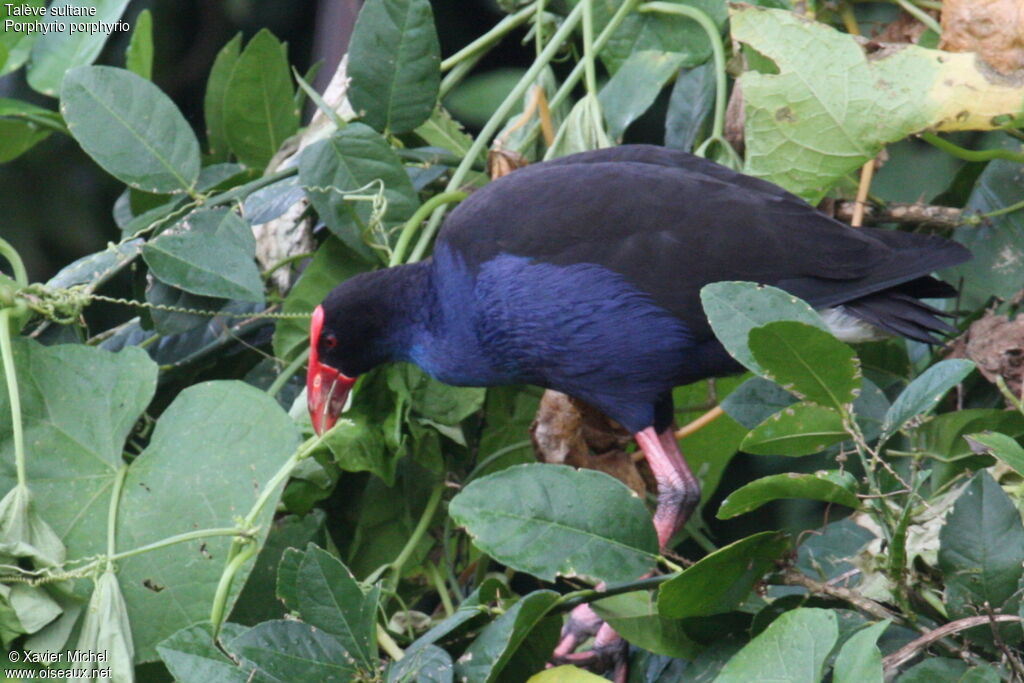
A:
[365,255,504,387]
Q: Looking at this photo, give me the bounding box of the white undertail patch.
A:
[818,306,890,343]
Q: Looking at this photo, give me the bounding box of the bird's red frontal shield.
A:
[307,305,356,435]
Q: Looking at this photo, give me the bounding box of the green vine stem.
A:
[209,540,257,638]
[440,4,536,73]
[106,464,129,563]
[409,1,587,263]
[920,131,1024,164]
[390,191,469,267]
[894,0,941,35]
[208,433,324,636]
[267,348,310,398]
[0,237,28,288]
[109,527,248,563]
[0,310,26,488]
[385,482,444,595]
[639,2,739,167]
[581,0,599,99]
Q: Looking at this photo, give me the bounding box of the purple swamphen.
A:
[306,145,970,675]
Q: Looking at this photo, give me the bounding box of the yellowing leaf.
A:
[732,6,1024,200]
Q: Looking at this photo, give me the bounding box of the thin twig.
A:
[832,201,964,229]
[882,614,1023,672]
[780,568,901,624]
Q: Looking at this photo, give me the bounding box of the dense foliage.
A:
[1,0,1024,681]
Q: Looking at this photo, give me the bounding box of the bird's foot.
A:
[551,604,628,683]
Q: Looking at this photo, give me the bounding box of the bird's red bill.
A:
[307,305,356,435]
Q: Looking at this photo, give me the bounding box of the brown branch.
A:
[832,201,965,230]
[780,568,901,623]
[882,614,1023,672]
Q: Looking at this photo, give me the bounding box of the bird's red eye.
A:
[324,334,338,349]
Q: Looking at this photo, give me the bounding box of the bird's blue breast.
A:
[410,244,699,430]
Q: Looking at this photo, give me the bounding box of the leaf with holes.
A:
[701,282,827,375]
[748,321,860,410]
[61,66,200,193]
[740,401,848,456]
[142,208,264,302]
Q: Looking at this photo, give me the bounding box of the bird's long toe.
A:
[553,621,628,682]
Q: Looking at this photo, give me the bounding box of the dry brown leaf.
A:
[941,0,1024,76]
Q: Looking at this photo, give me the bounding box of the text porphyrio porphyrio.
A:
[306,145,970,672]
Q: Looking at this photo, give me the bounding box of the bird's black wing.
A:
[438,146,969,339]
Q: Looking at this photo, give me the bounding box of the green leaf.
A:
[599,50,685,140]
[0,1,44,76]
[965,431,1024,476]
[796,518,874,584]
[732,6,1008,201]
[72,570,133,680]
[243,175,304,224]
[947,161,1024,310]
[203,33,242,162]
[740,401,848,456]
[388,644,453,683]
[718,470,859,519]
[157,622,250,683]
[579,0,725,74]
[61,65,200,193]
[454,589,558,683]
[721,375,795,429]
[273,237,371,362]
[231,511,325,625]
[223,29,299,169]
[527,666,613,683]
[897,658,970,682]
[297,545,378,669]
[125,9,153,79]
[658,531,789,618]
[0,117,50,163]
[27,0,131,96]
[229,620,356,681]
[938,471,1024,631]
[47,239,143,289]
[749,321,860,410]
[410,577,509,650]
[713,608,837,683]
[299,124,421,261]
[142,208,264,302]
[449,464,659,583]
[319,411,398,485]
[879,359,975,443]
[348,0,441,134]
[414,106,477,159]
[591,591,700,659]
[388,364,485,425]
[700,281,827,375]
[545,94,611,160]
[145,278,226,335]
[665,62,715,152]
[914,409,1024,466]
[833,620,888,683]
[120,382,300,660]
[0,485,65,567]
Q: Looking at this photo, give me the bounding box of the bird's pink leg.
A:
[551,426,700,677]
[635,425,701,550]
